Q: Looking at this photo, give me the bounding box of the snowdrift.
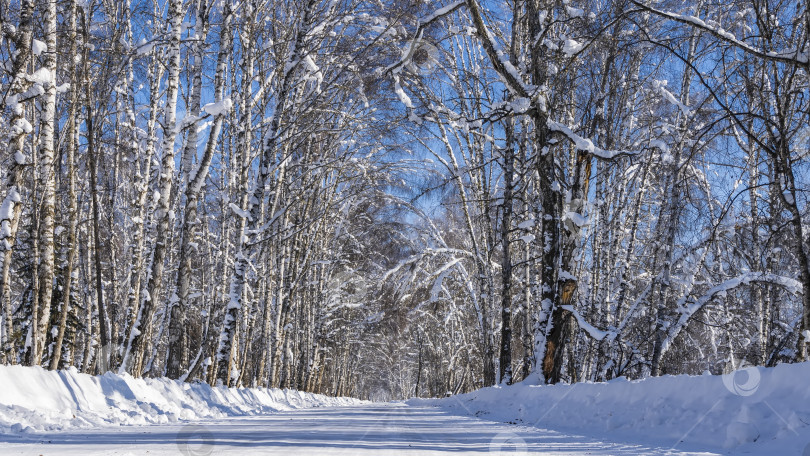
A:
[413,362,810,454]
[0,365,361,433]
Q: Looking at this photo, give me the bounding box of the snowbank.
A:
[0,365,361,433]
[412,362,810,454]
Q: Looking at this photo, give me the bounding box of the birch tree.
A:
[0,0,34,364]
[123,0,185,376]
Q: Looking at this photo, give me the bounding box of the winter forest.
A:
[0,0,808,402]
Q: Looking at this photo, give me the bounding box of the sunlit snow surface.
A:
[413,362,810,456]
[2,404,713,455]
[1,364,809,455]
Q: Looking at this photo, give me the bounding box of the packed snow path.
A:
[1,403,716,455]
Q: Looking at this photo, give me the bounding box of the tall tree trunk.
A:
[49,0,81,371]
[773,142,810,361]
[0,0,35,364]
[215,0,317,385]
[123,0,184,376]
[167,2,232,379]
[498,120,515,385]
[521,0,562,384]
[650,34,696,376]
[83,68,112,373]
[121,50,162,370]
[30,0,59,366]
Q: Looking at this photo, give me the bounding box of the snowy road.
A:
[1,403,718,455]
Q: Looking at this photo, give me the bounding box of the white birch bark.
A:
[167,1,232,379]
[123,0,184,376]
[49,0,81,370]
[30,0,58,366]
[215,0,318,385]
[0,0,34,363]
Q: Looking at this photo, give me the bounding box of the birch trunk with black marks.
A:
[0,0,34,364]
[124,0,184,376]
[49,0,81,370]
[167,2,232,379]
[30,0,58,366]
[216,0,318,385]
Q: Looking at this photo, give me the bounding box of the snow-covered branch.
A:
[547,119,637,159]
[660,272,804,356]
[631,0,809,66]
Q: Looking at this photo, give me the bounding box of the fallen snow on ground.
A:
[1,404,712,455]
[0,365,361,434]
[2,364,809,454]
[411,362,810,455]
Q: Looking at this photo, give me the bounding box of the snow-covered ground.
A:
[3,403,715,455]
[1,363,809,454]
[0,364,360,433]
[412,362,810,455]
